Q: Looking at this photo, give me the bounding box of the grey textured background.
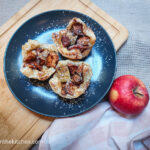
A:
[0,0,29,25]
[1,0,150,149]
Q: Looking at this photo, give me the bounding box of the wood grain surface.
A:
[0,0,128,149]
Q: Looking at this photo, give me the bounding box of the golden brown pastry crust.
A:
[20,40,58,81]
[49,60,92,99]
[52,17,96,60]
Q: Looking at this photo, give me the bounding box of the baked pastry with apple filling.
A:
[49,60,92,99]
[21,40,59,81]
[52,17,96,60]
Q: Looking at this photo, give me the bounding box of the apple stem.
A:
[133,88,144,98]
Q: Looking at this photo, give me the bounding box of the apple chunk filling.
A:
[23,48,58,71]
[60,64,84,96]
[71,23,84,36]
[61,22,90,53]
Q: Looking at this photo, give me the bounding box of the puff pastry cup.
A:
[21,40,59,81]
[49,60,92,99]
[52,17,96,60]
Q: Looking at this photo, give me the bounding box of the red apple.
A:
[109,75,149,115]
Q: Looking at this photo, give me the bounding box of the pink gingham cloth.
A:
[39,101,150,150]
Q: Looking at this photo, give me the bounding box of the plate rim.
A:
[3,9,116,117]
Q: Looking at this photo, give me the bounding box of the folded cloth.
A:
[39,101,150,150]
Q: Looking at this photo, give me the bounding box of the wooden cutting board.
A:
[0,0,128,149]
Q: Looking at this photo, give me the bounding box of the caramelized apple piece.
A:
[72,73,83,85]
[46,52,59,68]
[24,51,36,63]
[72,23,83,35]
[61,35,70,47]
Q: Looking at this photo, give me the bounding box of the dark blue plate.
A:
[4,10,116,117]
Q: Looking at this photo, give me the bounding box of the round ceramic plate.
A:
[4,10,116,117]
